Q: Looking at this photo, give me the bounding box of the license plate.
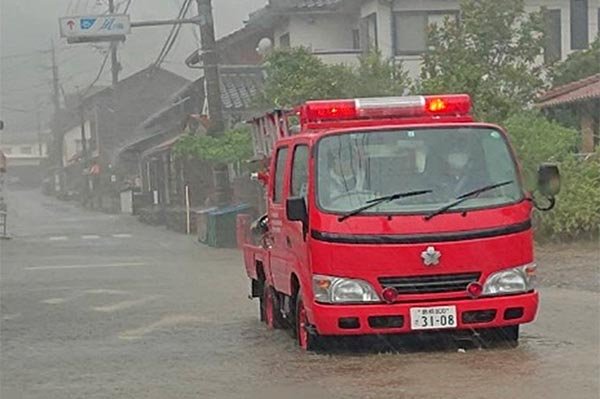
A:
[410,306,457,330]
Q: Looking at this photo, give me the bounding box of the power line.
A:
[82,51,111,97]
[153,0,192,69]
[77,0,131,96]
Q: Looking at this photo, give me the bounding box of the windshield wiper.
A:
[338,189,432,222]
[424,180,514,221]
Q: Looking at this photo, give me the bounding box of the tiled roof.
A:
[537,74,600,108]
[292,0,343,10]
[219,67,265,111]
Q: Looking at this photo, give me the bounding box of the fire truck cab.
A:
[241,94,560,351]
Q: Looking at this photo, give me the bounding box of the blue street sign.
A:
[80,18,97,30]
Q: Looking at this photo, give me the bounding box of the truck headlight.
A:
[313,275,380,304]
[482,264,536,296]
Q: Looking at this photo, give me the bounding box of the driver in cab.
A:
[324,150,363,201]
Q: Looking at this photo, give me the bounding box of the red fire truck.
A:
[241,94,560,350]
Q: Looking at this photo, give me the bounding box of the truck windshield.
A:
[317,127,523,214]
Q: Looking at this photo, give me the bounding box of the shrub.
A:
[172,126,253,164]
[504,112,599,239]
[536,153,600,239]
[504,111,579,188]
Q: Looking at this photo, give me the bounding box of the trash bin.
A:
[206,204,252,248]
[132,192,153,215]
[120,189,133,214]
[196,207,217,244]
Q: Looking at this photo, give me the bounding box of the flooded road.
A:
[1,189,598,399]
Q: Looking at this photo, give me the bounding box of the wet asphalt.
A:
[1,188,598,399]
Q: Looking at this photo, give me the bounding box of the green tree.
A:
[419,0,546,122]
[172,126,253,164]
[257,47,354,108]
[349,49,409,97]
[550,37,600,85]
[258,47,409,108]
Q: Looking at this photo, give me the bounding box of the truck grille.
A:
[379,272,481,294]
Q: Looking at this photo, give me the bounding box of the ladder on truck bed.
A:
[248,109,294,160]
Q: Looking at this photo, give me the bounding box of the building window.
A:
[544,9,562,63]
[1,147,12,155]
[20,146,32,155]
[363,13,378,50]
[279,33,290,48]
[570,0,589,50]
[394,11,459,56]
[352,29,360,50]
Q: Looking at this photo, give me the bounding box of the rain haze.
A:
[0,0,598,398]
[0,0,266,131]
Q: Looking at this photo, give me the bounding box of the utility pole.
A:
[108,0,120,87]
[195,0,224,135]
[50,41,63,169]
[51,42,61,117]
[36,109,43,157]
[195,0,230,206]
[79,92,89,205]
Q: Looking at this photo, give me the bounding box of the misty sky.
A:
[0,0,266,132]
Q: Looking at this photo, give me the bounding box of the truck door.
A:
[268,146,291,292]
[284,144,310,290]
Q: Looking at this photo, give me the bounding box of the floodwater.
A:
[1,189,598,399]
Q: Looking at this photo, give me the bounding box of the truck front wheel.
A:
[295,293,321,351]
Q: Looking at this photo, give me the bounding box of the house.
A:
[537,73,600,152]
[215,0,600,78]
[117,66,266,216]
[53,66,192,209]
[0,129,49,186]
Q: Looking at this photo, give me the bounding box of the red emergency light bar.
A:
[303,94,471,122]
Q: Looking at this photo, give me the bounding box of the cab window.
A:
[290,145,309,197]
[273,147,288,203]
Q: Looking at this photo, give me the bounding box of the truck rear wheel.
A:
[295,293,321,351]
[263,285,284,329]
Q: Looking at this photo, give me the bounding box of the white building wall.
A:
[274,14,356,50]
[388,0,596,79]
[273,13,361,65]
[271,0,598,78]
[62,120,92,165]
[0,143,47,158]
[529,0,600,55]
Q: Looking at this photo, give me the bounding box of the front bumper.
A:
[310,291,538,336]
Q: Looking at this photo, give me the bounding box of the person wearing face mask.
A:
[440,142,482,197]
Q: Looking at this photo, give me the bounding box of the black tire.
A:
[479,325,520,348]
[295,293,322,351]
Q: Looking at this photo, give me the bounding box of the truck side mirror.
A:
[537,163,560,197]
[286,197,308,236]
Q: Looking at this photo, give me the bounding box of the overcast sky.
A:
[0,0,266,132]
